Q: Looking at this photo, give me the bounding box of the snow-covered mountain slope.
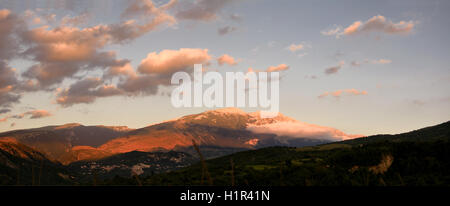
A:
[0,108,362,164]
[98,108,362,155]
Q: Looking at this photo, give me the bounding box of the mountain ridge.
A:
[0,108,360,164]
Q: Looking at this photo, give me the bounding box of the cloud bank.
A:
[247,121,363,141]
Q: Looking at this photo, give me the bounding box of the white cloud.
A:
[247,121,363,141]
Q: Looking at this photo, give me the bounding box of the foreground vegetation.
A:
[104,121,450,186]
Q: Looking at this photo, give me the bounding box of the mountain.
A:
[0,108,359,164]
[0,123,131,164]
[0,138,72,185]
[60,108,354,180]
[139,121,450,186]
[97,108,347,155]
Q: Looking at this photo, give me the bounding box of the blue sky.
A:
[0,0,449,136]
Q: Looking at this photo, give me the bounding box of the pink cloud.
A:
[138,48,212,74]
[266,64,289,72]
[287,43,304,52]
[217,54,237,66]
[105,62,136,78]
[13,0,176,89]
[318,89,368,99]
[343,21,362,35]
[322,15,416,38]
[0,109,52,123]
[0,2,244,108]
[25,110,52,119]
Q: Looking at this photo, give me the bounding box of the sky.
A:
[0,0,449,136]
